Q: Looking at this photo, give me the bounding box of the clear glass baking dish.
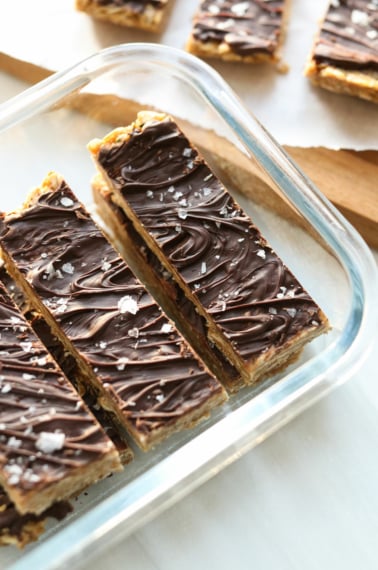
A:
[0,43,376,570]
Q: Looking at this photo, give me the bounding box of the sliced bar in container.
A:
[0,266,134,466]
[75,0,170,32]
[0,486,72,548]
[0,173,227,451]
[186,0,290,65]
[0,281,122,515]
[305,0,378,103]
[88,112,329,393]
[28,317,134,466]
[92,177,241,390]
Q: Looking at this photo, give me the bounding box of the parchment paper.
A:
[0,0,377,149]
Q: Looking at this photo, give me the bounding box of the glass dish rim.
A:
[0,43,376,570]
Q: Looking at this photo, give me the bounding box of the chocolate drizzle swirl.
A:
[0,282,113,495]
[0,183,223,441]
[192,0,285,57]
[96,0,164,10]
[97,117,325,363]
[313,0,378,71]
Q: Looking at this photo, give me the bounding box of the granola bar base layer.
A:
[305,61,378,104]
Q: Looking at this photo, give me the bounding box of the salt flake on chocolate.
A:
[231,2,249,16]
[101,260,112,272]
[117,357,129,371]
[256,249,266,259]
[351,10,370,26]
[118,295,139,315]
[36,431,65,454]
[62,262,75,275]
[60,196,74,208]
[367,29,378,39]
[161,323,173,334]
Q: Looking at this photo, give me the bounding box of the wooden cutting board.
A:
[0,47,377,248]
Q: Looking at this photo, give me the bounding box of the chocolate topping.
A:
[192,0,285,56]
[0,281,115,499]
[0,486,71,541]
[97,117,325,364]
[0,182,224,442]
[96,0,164,10]
[313,0,378,71]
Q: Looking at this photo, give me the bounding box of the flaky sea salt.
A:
[286,308,297,318]
[8,437,22,448]
[173,191,183,201]
[22,373,36,381]
[60,197,74,208]
[36,432,65,454]
[218,18,235,29]
[351,9,370,26]
[231,2,249,16]
[118,296,139,315]
[23,470,41,484]
[101,260,111,272]
[62,262,75,275]
[256,249,266,259]
[178,209,188,220]
[128,327,139,339]
[208,4,220,14]
[161,323,173,334]
[367,29,378,39]
[5,464,22,485]
[117,357,129,371]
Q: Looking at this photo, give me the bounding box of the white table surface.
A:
[1,70,378,570]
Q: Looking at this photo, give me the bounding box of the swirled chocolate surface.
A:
[0,282,115,497]
[0,183,223,442]
[192,0,285,57]
[0,487,72,544]
[97,116,325,363]
[95,0,165,10]
[313,0,378,71]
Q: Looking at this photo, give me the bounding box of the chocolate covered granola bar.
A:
[305,0,378,103]
[0,281,122,515]
[186,0,289,64]
[0,174,226,451]
[76,0,169,31]
[89,112,329,392]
